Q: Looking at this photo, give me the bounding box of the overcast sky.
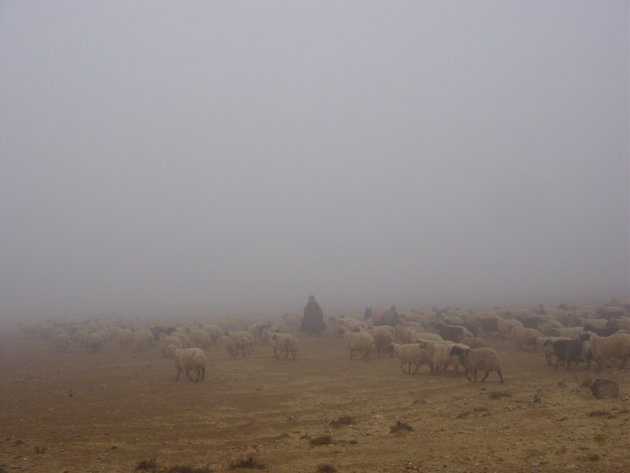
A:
[1,1,628,324]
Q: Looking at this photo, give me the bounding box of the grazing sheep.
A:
[537,336,571,365]
[118,329,133,351]
[269,332,299,360]
[204,324,223,345]
[224,331,255,358]
[81,332,104,353]
[582,331,630,370]
[450,346,504,384]
[459,337,487,349]
[169,346,207,382]
[475,316,499,337]
[433,322,473,343]
[368,326,394,357]
[512,326,542,350]
[496,318,523,339]
[132,328,154,352]
[189,328,211,349]
[558,327,585,340]
[417,340,454,373]
[159,334,182,357]
[342,329,375,360]
[391,343,429,374]
[546,338,591,369]
[55,332,72,353]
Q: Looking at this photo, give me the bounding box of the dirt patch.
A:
[0,334,629,472]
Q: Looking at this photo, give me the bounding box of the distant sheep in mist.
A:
[168,346,207,382]
[342,329,375,360]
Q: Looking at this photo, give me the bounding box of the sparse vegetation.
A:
[330,415,355,427]
[136,459,159,471]
[317,464,337,473]
[135,459,213,473]
[309,435,333,445]
[229,453,264,469]
[488,390,512,399]
[390,421,414,433]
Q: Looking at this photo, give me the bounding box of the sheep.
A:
[342,329,375,360]
[582,331,630,370]
[224,331,255,358]
[557,327,585,340]
[169,346,207,382]
[269,332,299,360]
[450,346,504,384]
[55,332,72,353]
[459,337,487,349]
[118,329,133,351]
[329,315,367,336]
[367,326,394,357]
[537,336,571,365]
[132,328,154,352]
[496,318,523,339]
[80,332,104,353]
[475,316,499,337]
[545,338,591,369]
[433,322,473,343]
[512,326,542,350]
[159,334,182,357]
[204,324,223,345]
[189,328,211,349]
[417,340,453,373]
[391,343,429,374]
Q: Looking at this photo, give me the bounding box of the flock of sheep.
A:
[14,300,630,385]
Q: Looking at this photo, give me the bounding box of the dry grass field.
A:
[1,329,629,473]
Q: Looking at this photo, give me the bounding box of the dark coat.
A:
[300,299,326,334]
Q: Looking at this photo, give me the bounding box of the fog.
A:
[1,1,628,325]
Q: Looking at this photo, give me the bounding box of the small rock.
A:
[590,379,619,399]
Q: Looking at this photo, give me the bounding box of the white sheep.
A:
[55,332,72,353]
[558,327,585,340]
[496,318,523,339]
[417,340,452,373]
[367,326,394,357]
[118,329,133,351]
[583,331,630,370]
[450,346,504,384]
[269,332,299,360]
[189,328,211,349]
[391,343,429,374]
[512,326,542,350]
[132,328,154,352]
[224,331,255,358]
[159,334,182,357]
[342,329,375,360]
[169,346,207,382]
[80,331,104,353]
[204,324,223,345]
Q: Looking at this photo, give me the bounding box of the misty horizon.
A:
[1,1,628,326]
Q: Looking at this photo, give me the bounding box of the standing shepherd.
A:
[300,295,326,335]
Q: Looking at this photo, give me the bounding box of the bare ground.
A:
[1,333,629,473]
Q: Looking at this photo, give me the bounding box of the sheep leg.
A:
[401,362,408,374]
[411,363,420,374]
[185,368,194,381]
[480,371,490,382]
[175,368,182,381]
[497,370,504,384]
[464,369,473,383]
